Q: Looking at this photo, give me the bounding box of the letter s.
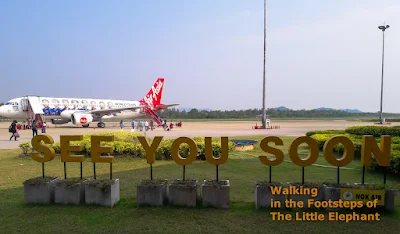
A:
[259,136,284,166]
[31,135,55,163]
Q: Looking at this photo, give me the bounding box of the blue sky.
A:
[1,0,399,112]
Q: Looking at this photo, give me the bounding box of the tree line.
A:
[1,101,399,120]
[158,108,400,119]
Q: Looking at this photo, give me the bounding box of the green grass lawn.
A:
[1,136,399,233]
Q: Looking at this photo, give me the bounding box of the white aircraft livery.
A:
[0,78,178,128]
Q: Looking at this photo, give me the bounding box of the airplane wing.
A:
[71,104,176,118]
[87,106,146,116]
[153,104,179,111]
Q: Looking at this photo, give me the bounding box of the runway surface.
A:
[0,120,396,149]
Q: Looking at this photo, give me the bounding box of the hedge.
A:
[370,151,400,174]
[310,133,363,158]
[364,119,400,123]
[310,132,400,175]
[344,126,400,137]
[307,126,400,138]
[22,132,234,160]
[306,130,346,137]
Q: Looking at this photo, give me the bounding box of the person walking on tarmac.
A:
[139,120,144,131]
[42,122,47,133]
[120,120,124,130]
[32,120,38,137]
[144,120,149,131]
[131,119,135,130]
[149,120,154,130]
[9,120,18,141]
[162,119,167,130]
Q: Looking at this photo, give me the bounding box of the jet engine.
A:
[50,119,70,124]
[71,113,93,125]
[60,110,77,119]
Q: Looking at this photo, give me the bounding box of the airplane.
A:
[0,78,178,128]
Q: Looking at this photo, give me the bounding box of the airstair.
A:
[22,96,45,128]
[145,108,163,126]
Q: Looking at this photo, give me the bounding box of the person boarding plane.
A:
[0,78,178,128]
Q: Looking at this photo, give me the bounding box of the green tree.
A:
[157,107,400,120]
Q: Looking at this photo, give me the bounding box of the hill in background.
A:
[161,106,399,119]
[178,106,363,113]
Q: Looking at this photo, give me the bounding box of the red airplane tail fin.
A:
[140,78,164,106]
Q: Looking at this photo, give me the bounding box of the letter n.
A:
[361,135,391,166]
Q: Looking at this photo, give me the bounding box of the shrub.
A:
[88,132,142,142]
[45,132,234,161]
[306,130,346,137]
[152,138,234,160]
[364,119,400,123]
[311,133,366,159]
[392,144,400,151]
[138,179,167,187]
[391,137,400,144]
[345,126,400,137]
[369,150,400,175]
[112,141,145,156]
[19,142,31,156]
[310,133,356,149]
[170,179,197,187]
[56,178,85,187]
[85,179,115,192]
[23,176,58,185]
[311,130,400,175]
[50,142,61,154]
[155,139,174,160]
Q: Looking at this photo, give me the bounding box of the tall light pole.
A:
[261,0,267,128]
[378,24,389,124]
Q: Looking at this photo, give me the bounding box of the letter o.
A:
[323,136,354,167]
[171,137,198,166]
[366,201,374,208]
[289,136,319,167]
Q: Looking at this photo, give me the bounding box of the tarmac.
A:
[0,120,397,149]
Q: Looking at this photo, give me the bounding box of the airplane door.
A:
[21,98,28,111]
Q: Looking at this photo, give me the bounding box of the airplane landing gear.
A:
[82,124,90,128]
[97,122,105,128]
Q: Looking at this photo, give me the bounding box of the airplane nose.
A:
[0,106,7,117]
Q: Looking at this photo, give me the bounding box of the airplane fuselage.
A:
[0,96,146,122]
[0,78,175,128]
